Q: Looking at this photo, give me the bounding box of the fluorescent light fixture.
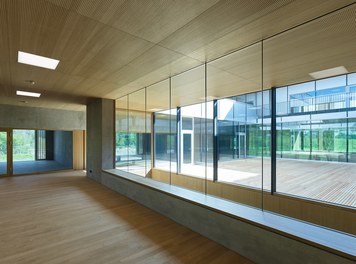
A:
[18,51,60,70]
[16,90,41,98]
[309,66,348,79]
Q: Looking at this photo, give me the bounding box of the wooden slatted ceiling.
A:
[125,5,356,110]
[0,0,355,111]
[263,5,356,88]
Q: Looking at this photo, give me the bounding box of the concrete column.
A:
[86,98,115,182]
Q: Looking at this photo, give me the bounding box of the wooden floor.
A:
[0,171,252,264]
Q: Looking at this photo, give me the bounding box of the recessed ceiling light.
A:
[149,108,163,112]
[309,66,348,79]
[18,51,60,70]
[16,90,41,98]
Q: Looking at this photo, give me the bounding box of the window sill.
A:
[104,168,356,260]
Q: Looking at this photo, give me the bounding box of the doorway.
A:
[237,132,246,159]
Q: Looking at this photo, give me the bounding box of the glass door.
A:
[0,129,12,176]
[238,132,246,158]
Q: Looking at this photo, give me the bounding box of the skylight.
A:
[18,51,60,70]
[309,66,348,79]
[16,90,41,98]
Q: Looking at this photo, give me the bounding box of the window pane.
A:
[264,6,356,207]
[276,80,354,207]
[207,42,263,208]
[349,118,356,162]
[171,66,206,192]
[288,81,315,114]
[315,76,346,111]
[128,89,147,177]
[148,79,172,184]
[216,91,264,190]
[115,96,129,171]
[348,73,356,85]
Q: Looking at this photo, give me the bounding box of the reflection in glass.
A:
[128,89,149,177]
[154,110,174,172]
[275,75,356,207]
[171,66,206,189]
[179,102,213,180]
[115,96,129,171]
[216,91,267,189]
[148,80,170,178]
[112,34,356,210]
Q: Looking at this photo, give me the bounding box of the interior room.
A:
[0,1,355,263]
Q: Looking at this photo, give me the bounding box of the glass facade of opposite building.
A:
[116,71,356,209]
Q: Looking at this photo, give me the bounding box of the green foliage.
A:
[322,130,334,152]
[116,133,137,148]
[13,130,35,161]
[0,132,6,162]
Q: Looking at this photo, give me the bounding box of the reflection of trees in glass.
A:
[350,125,356,152]
[116,133,137,155]
[335,130,346,152]
[322,130,334,152]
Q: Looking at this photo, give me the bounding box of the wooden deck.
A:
[122,158,356,208]
[0,171,251,264]
[219,158,356,208]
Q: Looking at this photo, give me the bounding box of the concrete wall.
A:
[54,131,73,167]
[101,171,354,264]
[0,104,85,130]
[86,99,114,182]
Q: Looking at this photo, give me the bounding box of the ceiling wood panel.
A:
[0,0,11,98]
[72,0,219,44]
[158,0,293,60]
[166,0,355,61]
[0,0,354,111]
[263,5,356,88]
[45,0,74,9]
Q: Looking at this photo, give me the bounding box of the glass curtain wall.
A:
[171,66,208,192]
[147,79,171,182]
[114,5,355,209]
[274,76,355,206]
[115,96,129,171]
[115,76,356,208]
[207,42,265,208]
[128,89,149,177]
[264,4,356,207]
